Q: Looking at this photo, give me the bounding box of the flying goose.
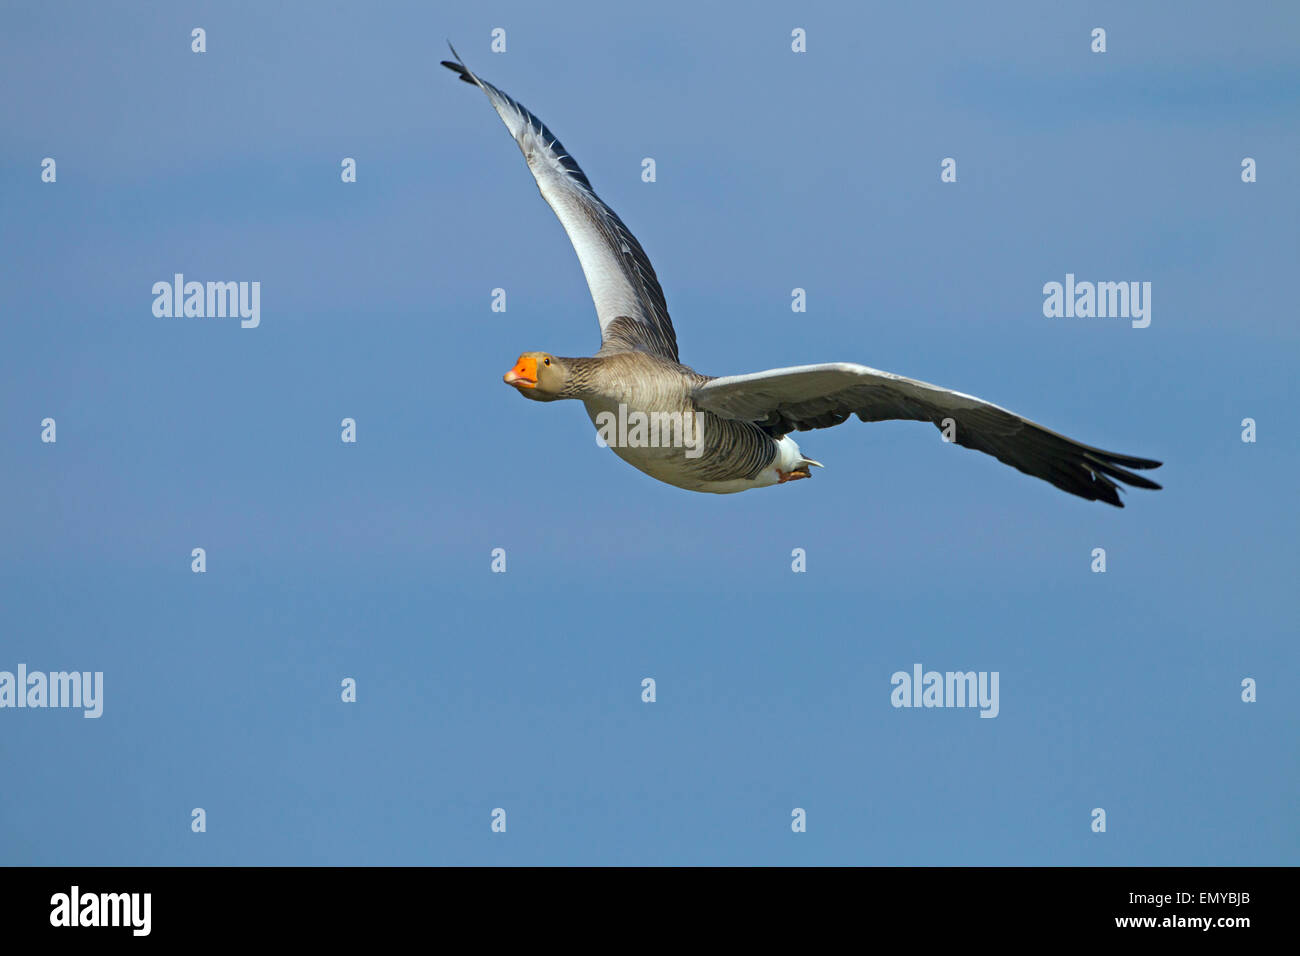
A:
[442,50,1163,506]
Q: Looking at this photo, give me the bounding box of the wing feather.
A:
[442,48,678,361]
[693,363,1162,506]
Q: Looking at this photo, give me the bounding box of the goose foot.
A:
[777,468,811,484]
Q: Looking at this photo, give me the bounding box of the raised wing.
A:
[693,363,1163,506]
[441,47,678,361]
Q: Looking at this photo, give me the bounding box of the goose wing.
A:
[441,47,678,361]
[693,363,1163,506]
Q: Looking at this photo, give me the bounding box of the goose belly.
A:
[582,398,784,494]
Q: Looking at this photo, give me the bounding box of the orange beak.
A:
[504,356,538,389]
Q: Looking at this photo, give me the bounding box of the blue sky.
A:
[1,1,1297,864]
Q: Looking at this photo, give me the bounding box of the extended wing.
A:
[694,363,1162,506]
[442,47,678,361]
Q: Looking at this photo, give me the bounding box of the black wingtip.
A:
[440,43,478,85]
[441,62,477,85]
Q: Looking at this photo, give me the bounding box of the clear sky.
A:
[2,1,1296,865]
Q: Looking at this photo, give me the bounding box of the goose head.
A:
[503,352,567,402]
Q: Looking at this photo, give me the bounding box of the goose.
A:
[441,49,1163,506]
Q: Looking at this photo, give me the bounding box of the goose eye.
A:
[543,358,551,366]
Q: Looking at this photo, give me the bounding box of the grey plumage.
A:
[443,49,1164,505]
[694,364,1161,506]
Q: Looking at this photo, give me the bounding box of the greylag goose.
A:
[442,49,1163,506]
